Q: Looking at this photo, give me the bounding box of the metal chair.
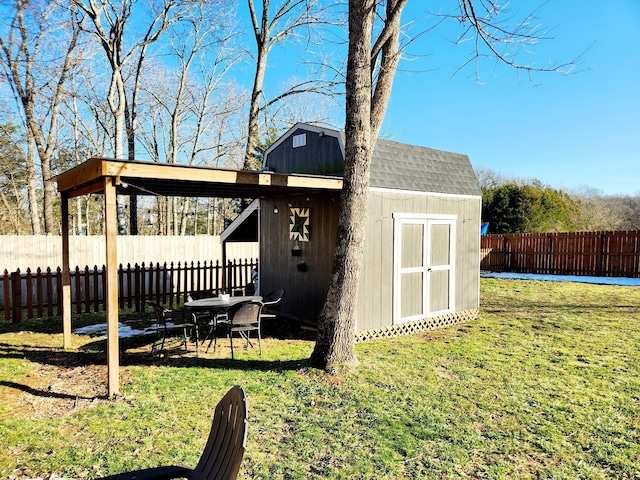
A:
[227,301,263,359]
[260,289,285,322]
[98,385,248,480]
[146,300,199,357]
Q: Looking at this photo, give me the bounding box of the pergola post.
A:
[61,192,72,350]
[222,240,228,293]
[104,177,120,397]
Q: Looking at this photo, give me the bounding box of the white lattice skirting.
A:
[354,309,479,343]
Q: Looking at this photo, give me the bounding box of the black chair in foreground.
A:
[99,385,248,480]
[146,300,199,357]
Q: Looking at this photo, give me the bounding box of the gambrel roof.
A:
[264,123,481,197]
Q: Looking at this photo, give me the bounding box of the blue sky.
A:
[380,1,640,196]
[247,1,639,196]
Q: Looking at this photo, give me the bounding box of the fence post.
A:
[134,263,141,312]
[3,270,11,320]
[74,266,82,314]
[214,260,220,295]
[11,269,22,323]
[547,235,554,275]
[92,266,100,313]
[118,264,125,309]
[36,268,44,318]
[597,233,604,277]
[168,262,175,308]
[84,266,91,313]
[26,268,34,319]
[503,237,509,272]
[161,262,168,305]
[125,263,132,310]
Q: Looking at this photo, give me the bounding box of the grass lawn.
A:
[1,278,639,479]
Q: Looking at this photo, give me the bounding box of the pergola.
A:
[55,158,343,397]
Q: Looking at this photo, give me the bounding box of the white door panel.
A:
[393,214,456,324]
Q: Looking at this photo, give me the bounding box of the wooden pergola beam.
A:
[61,192,72,350]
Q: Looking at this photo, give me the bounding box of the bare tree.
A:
[243,0,341,170]
[310,0,579,371]
[0,0,84,234]
[136,0,245,234]
[0,122,29,234]
[72,0,194,233]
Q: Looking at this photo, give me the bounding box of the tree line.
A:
[478,168,640,234]
[1,0,342,236]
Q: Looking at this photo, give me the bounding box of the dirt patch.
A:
[2,362,112,420]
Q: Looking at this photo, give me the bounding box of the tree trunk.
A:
[244,42,268,171]
[25,139,41,234]
[42,168,56,233]
[109,69,128,234]
[309,0,376,371]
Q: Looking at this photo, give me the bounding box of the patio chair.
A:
[146,300,199,357]
[227,301,263,359]
[260,289,285,322]
[99,385,248,480]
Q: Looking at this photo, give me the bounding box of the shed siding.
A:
[357,190,481,332]
[265,128,344,176]
[259,194,340,324]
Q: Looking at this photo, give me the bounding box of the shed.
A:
[227,122,482,340]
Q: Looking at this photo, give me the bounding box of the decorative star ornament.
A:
[289,207,310,241]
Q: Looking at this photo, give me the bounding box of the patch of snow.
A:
[73,322,156,338]
[481,271,640,286]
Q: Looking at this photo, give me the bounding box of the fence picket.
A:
[92,266,100,313]
[26,269,34,318]
[36,268,44,318]
[2,270,9,320]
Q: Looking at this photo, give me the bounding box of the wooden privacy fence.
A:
[1,258,258,323]
[480,230,640,278]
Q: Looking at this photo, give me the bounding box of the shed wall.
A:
[259,194,340,324]
[356,190,481,332]
[265,128,344,176]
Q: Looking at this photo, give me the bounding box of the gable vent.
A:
[293,133,307,148]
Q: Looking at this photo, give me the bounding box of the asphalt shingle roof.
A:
[370,139,481,196]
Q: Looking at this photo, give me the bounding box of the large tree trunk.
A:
[309,0,376,370]
[244,33,268,171]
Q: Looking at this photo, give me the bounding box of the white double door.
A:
[393,214,456,324]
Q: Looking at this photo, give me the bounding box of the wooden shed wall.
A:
[258,194,340,324]
[356,190,481,332]
[259,190,480,330]
[265,128,344,176]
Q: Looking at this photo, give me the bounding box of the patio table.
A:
[184,295,262,352]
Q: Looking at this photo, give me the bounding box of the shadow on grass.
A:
[0,333,311,403]
[0,380,106,401]
[0,340,310,370]
[0,317,314,374]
